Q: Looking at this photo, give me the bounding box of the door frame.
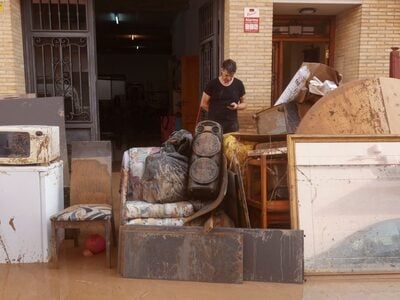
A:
[199,0,224,92]
[272,15,336,104]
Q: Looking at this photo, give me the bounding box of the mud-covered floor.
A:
[2,174,400,299]
[0,239,400,300]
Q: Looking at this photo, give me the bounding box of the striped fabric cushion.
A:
[124,200,194,219]
[126,218,185,226]
[51,204,112,221]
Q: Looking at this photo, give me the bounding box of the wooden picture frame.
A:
[287,134,400,273]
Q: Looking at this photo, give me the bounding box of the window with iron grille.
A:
[25,0,93,123]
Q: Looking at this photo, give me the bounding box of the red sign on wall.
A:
[244,17,259,33]
[244,7,260,33]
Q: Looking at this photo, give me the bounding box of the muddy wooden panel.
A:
[380,77,400,133]
[297,77,400,135]
[254,102,300,135]
[70,141,112,205]
[242,229,304,283]
[0,96,69,186]
[119,226,243,283]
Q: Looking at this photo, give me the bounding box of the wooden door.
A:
[181,56,199,134]
[271,41,283,104]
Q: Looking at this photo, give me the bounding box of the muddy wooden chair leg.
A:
[105,220,111,268]
[51,221,59,268]
[111,216,117,245]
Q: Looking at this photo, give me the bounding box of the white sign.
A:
[244,7,259,18]
[244,7,260,33]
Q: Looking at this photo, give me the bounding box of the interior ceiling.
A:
[95,0,361,55]
[95,0,190,54]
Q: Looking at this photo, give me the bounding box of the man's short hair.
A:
[221,59,237,74]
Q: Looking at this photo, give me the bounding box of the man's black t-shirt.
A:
[204,78,245,133]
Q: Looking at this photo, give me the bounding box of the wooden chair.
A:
[246,153,291,229]
[50,141,114,268]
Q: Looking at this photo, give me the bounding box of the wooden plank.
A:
[119,226,243,283]
[247,147,287,157]
[380,77,400,133]
[255,140,287,149]
[224,170,240,226]
[242,229,304,283]
[233,157,251,228]
[287,134,299,230]
[230,133,287,143]
[70,141,112,205]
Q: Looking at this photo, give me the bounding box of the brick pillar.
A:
[0,0,26,95]
[224,0,273,133]
[358,0,400,78]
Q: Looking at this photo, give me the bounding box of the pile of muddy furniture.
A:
[117,121,304,284]
[252,62,400,275]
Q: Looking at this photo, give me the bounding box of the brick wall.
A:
[336,1,400,82]
[358,0,400,78]
[335,5,362,83]
[224,0,273,133]
[0,0,25,95]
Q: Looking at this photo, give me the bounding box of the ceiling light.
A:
[136,46,139,50]
[299,7,316,15]
[114,13,119,24]
[131,34,135,41]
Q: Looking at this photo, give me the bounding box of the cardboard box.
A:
[255,63,341,134]
[275,63,342,106]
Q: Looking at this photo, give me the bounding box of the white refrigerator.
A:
[0,161,63,263]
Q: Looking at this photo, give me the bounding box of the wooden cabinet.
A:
[181,55,199,134]
[246,153,290,229]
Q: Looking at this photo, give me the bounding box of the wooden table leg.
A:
[261,155,268,228]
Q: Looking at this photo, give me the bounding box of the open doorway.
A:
[95,0,191,156]
[94,0,222,162]
[271,15,335,104]
[282,41,329,89]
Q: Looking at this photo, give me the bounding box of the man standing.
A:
[200,59,247,133]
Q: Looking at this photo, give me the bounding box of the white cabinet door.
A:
[0,161,63,263]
